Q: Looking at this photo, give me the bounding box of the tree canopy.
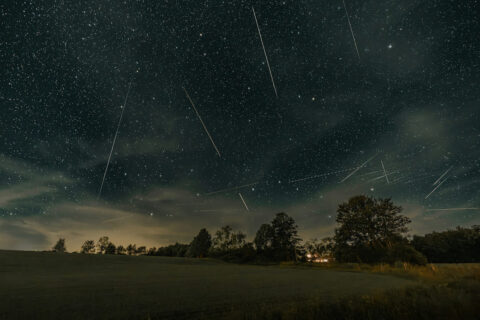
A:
[254,213,302,261]
[334,195,423,264]
[53,238,66,253]
[187,228,212,258]
[212,225,246,252]
[81,240,95,254]
[412,226,480,263]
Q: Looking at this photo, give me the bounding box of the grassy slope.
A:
[0,250,416,319]
[240,262,480,320]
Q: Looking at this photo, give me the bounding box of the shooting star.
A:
[238,193,250,211]
[340,154,378,183]
[425,208,479,212]
[98,82,132,199]
[358,169,384,177]
[252,6,278,97]
[204,182,259,196]
[342,0,360,60]
[183,87,221,157]
[390,175,406,184]
[289,167,359,183]
[367,170,398,183]
[433,166,453,186]
[102,214,134,224]
[381,160,390,184]
[425,177,448,199]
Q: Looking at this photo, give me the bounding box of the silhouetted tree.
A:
[187,228,212,258]
[305,237,335,262]
[212,225,246,252]
[254,213,302,261]
[412,226,480,263]
[209,226,253,262]
[53,238,66,253]
[136,246,146,255]
[116,245,126,255]
[126,244,137,255]
[334,195,424,264]
[270,212,302,261]
[156,243,189,257]
[105,242,116,254]
[254,223,274,254]
[81,240,95,254]
[97,236,112,254]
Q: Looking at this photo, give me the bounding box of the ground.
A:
[0,250,417,319]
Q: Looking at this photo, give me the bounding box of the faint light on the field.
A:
[306,253,312,259]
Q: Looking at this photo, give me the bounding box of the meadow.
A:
[1,250,479,319]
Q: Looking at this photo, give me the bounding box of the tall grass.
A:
[234,263,480,320]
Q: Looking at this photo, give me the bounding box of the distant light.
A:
[388,44,393,49]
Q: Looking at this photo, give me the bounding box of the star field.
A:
[0,0,479,250]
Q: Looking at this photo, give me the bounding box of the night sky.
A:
[1,0,479,250]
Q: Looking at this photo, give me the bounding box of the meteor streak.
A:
[425,177,448,199]
[367,171,397,183]
[204,182,259,196]
[252,6,278,97]
[340,154,378,183]
[289,167,359,183]
[98,82,132,199]
[102,214,133,223]
[342,0,360,60]
[183,87,221,157]
[433,166,453,186]
[238,193,250,211]
[381,160,390,184]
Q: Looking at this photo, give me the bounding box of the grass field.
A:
[0,250,422,319]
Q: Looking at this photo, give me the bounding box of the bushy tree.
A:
[156,243,190,257]
[254,223,274,253]
[126,244,137,255]
[97,236,113,254]
[209,225,254,262]
[212,225,247,252]
[116,245,126,255]
[136,246,146,255]
[271,212,302,261]
[187,228,212,258]
[412,226,480,263]
[81,240,95,254]
[105,242,116,254]
[254,213,302,261]
[53,238,66,253]
[304,237,334,261]
[334,195,423,264]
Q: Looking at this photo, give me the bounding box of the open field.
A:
[0,250,420,319]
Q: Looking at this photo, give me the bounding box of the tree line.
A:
[51,195,480,265]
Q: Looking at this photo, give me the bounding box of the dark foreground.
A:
[1,251,479,319]
[0,250,417,319]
